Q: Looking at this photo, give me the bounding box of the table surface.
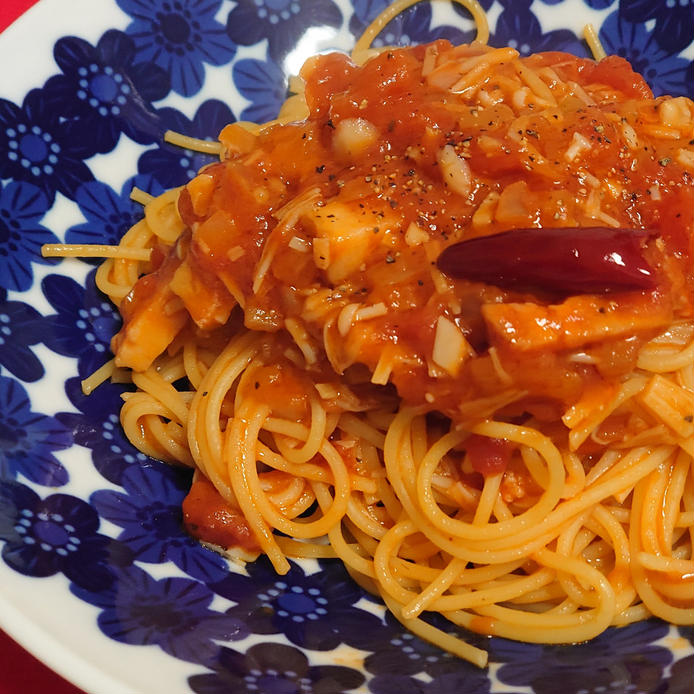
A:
[0,5,86,692]
[0,0,38,33]
[0,630,85,694]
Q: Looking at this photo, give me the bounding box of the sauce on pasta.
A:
[115,44,690,413]
[43,25,694,668]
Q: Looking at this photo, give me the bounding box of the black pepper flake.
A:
[373,226,380,233]
[254,382,260,389]
[417,280,424,286]
[525,129,539,138]
[315,165,325,173]
[598,307,606,314]
[301,133,307,139]
[326,119,335,129]
[388,120,396,132]
[202,391,208,397]
[684,415,693,423]
[389,199,398,208]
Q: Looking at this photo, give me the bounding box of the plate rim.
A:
[0,0,691,691]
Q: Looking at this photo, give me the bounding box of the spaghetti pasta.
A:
[43,0,693,667]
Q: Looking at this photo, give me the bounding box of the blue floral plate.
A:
[0,0,692,691]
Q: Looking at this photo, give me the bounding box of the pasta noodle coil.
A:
[43,0,693,667]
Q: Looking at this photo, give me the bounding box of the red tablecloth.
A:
[0,630,85,694]
[0,0,38,32]
[0,4,86,690]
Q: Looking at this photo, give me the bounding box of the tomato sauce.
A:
[114,40,694,417]
[182,474,261,553]
[465,434,514,476]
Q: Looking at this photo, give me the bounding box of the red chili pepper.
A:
[437,227,657,294]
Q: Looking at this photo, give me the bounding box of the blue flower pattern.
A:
[56,376,158,485]
[42,30,169,155]
[0,181,59,291]
[0,479,128,590]
[233,58,288,125]
[0,288,45,382]
[620,0,694,54]
[66,175,164,251]
[41,270,121,378]
[138,100,234,188]
[72,564,249,666]
[0,376,72,486]
[212,556,388,651]
[91,464,229,582]
[189,642,365,693]
[490,620,674,694]
[492,3,586,57]
[0,89,94,204]
[226,0,342,62]
[350,0,469,47]
[599,10,692,98]
[362,610,478,678]
[0,1,691,692]
[117,0,237,96]
[369,669,495,694]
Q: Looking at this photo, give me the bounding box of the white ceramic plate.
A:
[0,0,692,691]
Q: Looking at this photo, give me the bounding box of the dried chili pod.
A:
[437,226,657,294]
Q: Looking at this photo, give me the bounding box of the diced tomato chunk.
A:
[182,475,260,553]
[465,435,514,476]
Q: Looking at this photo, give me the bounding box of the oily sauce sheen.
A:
[112,41,694,506]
